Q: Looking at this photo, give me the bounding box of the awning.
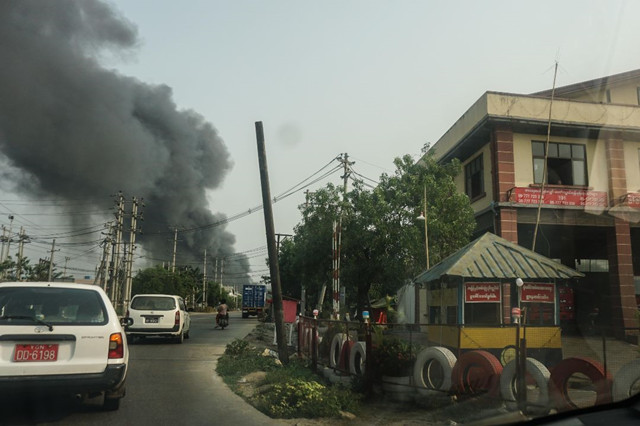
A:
[414,232,584,285]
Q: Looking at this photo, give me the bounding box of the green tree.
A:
[278,152,475,317]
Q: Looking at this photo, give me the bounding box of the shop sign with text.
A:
[521,283,555,303]
[465,283,501,303]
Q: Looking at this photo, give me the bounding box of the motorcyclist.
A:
[215,299,229,328]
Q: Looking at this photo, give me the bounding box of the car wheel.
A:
[175,332,184,344]
[103,396,121,411]
[184,329,190,339]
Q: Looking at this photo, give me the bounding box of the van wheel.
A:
[175,332,184,344]
[103,396,121,411]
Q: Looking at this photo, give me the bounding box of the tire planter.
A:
[382,375,414,402]
[548,356,612,411]
[413,346,457,394]
[329,333,347,368]
[500,357,551,415]
[338,340,356,372]
[349,341,367,376]
[451,350,503,398]
[612,359,640,402]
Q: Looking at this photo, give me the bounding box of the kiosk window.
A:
[465,303,501,325]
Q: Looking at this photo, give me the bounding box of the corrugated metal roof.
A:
[414,232,584,284]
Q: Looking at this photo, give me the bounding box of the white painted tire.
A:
[613,359,640,402]
[329,333,347,368]
[413,346,457,394]
[349,341,367,376]
[500,357,551,415]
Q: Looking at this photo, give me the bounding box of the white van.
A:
[0,282,128,411]
[125,294,191,343]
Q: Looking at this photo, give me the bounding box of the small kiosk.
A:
[414,232,583,367]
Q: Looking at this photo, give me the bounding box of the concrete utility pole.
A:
[109,193,125,303]
[63,256,70,278]
[202,249,207,308]
[95,223,113,289]
[16,227,26,281]
[4,215,14,263]
[123,197,142,314]
[255,121,288,364]
[171,228,178,273]
[332,153,354,318]
[47,239,56,281]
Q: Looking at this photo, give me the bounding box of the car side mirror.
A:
[121,317,133,327]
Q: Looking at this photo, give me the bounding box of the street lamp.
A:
[416,184,429,269]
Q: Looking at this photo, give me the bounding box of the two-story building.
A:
[429,68,640,338]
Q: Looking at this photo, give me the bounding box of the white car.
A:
[0,282,128,411]
[125,294,191,343]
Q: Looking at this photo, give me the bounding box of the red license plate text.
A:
[13,344,59,362]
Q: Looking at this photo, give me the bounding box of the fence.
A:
[295,315,640,414]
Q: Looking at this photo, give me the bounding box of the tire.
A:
[349,341,367,376]
[549,356,612,411]
[103,396,121,411]
[329,333,347,368]
[184,329,190,339]
[451,350,503,397]
[413,346,457,394]
[500,357,551,415]
[339,340,355,371]
[174,332,184,344]
[612,359,640,402]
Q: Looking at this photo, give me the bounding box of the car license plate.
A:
[14,344,59,362]
[145,317,159,323]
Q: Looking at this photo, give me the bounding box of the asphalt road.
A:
[1,311,279,426]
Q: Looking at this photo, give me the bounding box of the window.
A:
[532,141,587,186]
[464,154,484,199]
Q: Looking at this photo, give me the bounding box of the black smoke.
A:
[0,0,250,279]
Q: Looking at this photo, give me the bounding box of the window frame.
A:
[464,154,485,201]
[532,141,587,187]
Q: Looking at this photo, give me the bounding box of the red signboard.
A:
[520,283,555,304]
[511,187,607,207]
[626,193,640,208]
[465,283,501,303]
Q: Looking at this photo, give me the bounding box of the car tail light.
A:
[108,333,124,359]
[174,311,180,326]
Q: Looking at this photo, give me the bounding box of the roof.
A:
[533,68,640,98]
[414,232,584,284]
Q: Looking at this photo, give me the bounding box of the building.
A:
[429,68,640,338]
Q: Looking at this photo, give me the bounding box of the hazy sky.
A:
[3,0,640,280]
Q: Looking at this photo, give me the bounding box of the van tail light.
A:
[175,311,180,326]
[108,333,124,359]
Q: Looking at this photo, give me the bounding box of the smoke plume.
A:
[0,0,250,279]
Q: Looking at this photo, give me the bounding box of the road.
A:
[1,311,279,425]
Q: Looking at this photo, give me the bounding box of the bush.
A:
[256,378,361,418]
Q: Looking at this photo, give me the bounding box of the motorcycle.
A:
[217,314,229,330]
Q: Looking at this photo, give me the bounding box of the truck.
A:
[242,284,267,318]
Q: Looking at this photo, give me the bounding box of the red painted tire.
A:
[339,340,355,371]
[349,341,366,376]
[451,350,503,397]
[548,356,612,411]
[329,333,347,368]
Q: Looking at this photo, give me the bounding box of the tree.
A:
[278,152,476,317]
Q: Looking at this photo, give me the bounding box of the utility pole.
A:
[47,239,57,281]
[16,227,27,281]
[63,256,70,278]
[275,233,292,254]
[171,228,178,273]
[332,153,354,318]
[4,215,14,263]
[202,249,207,308]
[123,197,142,315]
[256,121,288,364]
[95,223,113,289]
[109,193,125,303]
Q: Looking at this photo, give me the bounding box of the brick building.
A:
[429,69,640,337]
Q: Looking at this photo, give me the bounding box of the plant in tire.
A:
[372,336,421,378]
